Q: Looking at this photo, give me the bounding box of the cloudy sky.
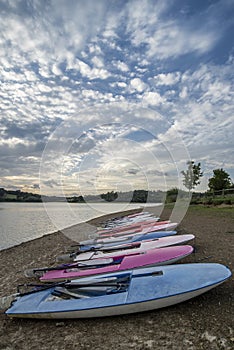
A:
[0,0,233,197]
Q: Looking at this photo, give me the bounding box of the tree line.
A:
[100,163,233,204]
[1,162,233,204]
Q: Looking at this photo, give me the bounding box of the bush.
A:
[166,195,177,203]
[190,198,201,205]
[223,198,231,205]
[202,198,213,205]
[212,198,224,206]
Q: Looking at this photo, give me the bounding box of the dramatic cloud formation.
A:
[0,0,233,195]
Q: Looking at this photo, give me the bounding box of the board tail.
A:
[0,294,18,312]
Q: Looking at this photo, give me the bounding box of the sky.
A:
[0,0,234,198]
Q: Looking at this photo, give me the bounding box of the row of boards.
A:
[3,211,232,319]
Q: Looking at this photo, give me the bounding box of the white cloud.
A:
[68,59,110,80]
[154,72,181,86]
[147,22,217,59]
[37,84,52,93]
[88,44,103,57]
[24,70,37,82]
[0,0,233,192]
[126,0,166,45]
[125,0,226,60]
[130,78,147,93]
[180,62,233,104]
[115,60,129,72]
[81,89,118,103]
[1,69,25,82]
[38,65,51,79]
[51,64,63,76]
[139,58,149,67]
[118,82,127,88]
[179,87,188,99]
[109,81,127,90]
[201,81,232,103]
[91,56,104,68]
[142,91,164,106]
[160,63,234,184]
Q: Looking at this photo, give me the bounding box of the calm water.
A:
[0,202,154,251]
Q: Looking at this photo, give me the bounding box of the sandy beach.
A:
[0,205,233,350]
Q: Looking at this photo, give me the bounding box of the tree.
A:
[166,187,178,203]
[131,190,148,203]
[181,161,203,192]
[208,168,233,192]
[101,191,118,202]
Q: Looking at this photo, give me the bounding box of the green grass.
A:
[164,202,234,219]
[187,204,234,218]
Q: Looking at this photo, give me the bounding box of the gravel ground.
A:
[0,205,233,350]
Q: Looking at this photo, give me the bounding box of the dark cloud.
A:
[147,170,168,177]
[43,179,59,188]
[70,135,96,154]
[1,117,62,142]
[128,168,139,175]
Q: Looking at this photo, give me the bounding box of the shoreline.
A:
[0,205,233,350]
[2,202,231,253]
[0,207,144,254]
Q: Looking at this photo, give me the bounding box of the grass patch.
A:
[187,204,234,219]
[157,202,234,220]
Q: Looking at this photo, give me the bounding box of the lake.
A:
[0,202,159,251]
